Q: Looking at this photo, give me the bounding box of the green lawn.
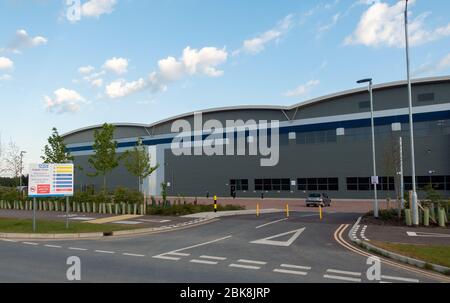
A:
[0,218,135,234]
[373,241,450,268]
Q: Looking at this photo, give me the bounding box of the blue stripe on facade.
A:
[67,110,450,153]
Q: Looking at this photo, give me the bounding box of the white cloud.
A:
[91,78,104,88]
[0,74,12,81]
[158,46,228,81]
[81,0,117,18]
[284,80,320,97]
[105,78,146,98]
[413,53,450,76]
[0,57,14,70]
[4,29,47,53]
[317,13,341,37]
[235,14,294,55]
[103,57,128,75]
[78,65,95,74]
[44,88,85,114]
[345,0,450,48]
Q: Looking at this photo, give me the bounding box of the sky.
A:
[0,0,450,172]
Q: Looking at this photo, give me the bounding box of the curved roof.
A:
[62,75,450,138]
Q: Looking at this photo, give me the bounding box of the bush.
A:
[146,203,245,216]
[0,187,23,202]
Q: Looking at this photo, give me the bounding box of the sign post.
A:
[28,164,74,231]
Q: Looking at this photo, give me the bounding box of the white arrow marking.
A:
[250,228,305,247]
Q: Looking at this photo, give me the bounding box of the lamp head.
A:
[357,78,372,84]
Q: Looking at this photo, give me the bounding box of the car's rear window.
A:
[309,193,321,198]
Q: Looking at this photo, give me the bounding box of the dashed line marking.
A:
[237,259,267,265]
[229,264,261,270]
[323,274,362,283]
[69,247,88,251]
[280,264,311,270]
[326,269,361,276]
[2,239,18,243]
[255,218,288,229]
[94,250,115,254]
[152,255,180,261]
[168,252,190,257]
[273,269,308,276]
[123,253,146,257]
[22,242,39,246]
[200,255,227,261]
[190,259,218,265]
[44,245,62,249]
[381,275,419,283]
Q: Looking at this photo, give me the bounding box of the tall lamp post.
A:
[405,0,419,226]
[357,78,379,218]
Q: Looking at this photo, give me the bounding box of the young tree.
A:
[123,138,159,193]
[41,127,74,163]
[2,140,22,186]
[87,123,120,193]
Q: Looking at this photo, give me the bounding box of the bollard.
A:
[122,203,126,215]
[214,196,218,213]
[438,208,446,227]
[430,206,436,222]
[319,206,323,220]
[81,203,86,213]
[108,204,113,214]
[405,209,412,226]
[102,203,106,214]
[133,204,137,215]
[286,204,290,218]
[256,203,260,217]
[128,204,132,215]
[424,208,430,227]
[115,204,119,215]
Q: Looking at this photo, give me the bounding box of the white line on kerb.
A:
[69,247,87,251]
[323,275,362,283]
[273,269,308,276]
[256,218,288,229]
[200,255,227,261]
[95,250,115,254]
[123,253,146,257]
[326,269,361,276]
[229,264,260,270]
[190,259,218,265]
[280,264,311,270]
[381,275,419,283]
[237,259,267,265]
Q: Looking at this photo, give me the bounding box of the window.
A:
[347,177,395,191]
[298,178,339,191]
[405,175,450,191]
[230,179,248,191]
[359,101,370,109]
[418,93,435,102]
[255,179,292,191]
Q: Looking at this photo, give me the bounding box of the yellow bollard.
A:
[286,204,290,218]
[256,203,260,217]
[319,206,323,220]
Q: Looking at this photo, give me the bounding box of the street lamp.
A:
[404,0,419,226]
[357,78,379,218]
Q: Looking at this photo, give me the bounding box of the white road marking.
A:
[95,250,115,254]
[44,245,62,249]
[273,269,308,276]
[229,264,261,270]
[123,253,146,257]
[112,221,142,225]
[237,259,267,265]
[323,274,362,283]
[168,252,190,257]
[381,275,419,283]
[406,231,450,238]
[200,255,227,261]
[138,219,171,223]
[70,217,96,221]
[190,259,218,265]
[280,264,312,270]
[250,228,305,247]
[22,242,39,246]
[69,247,88,251]
[165,235,232,255]
[152,255,180,261]
[2,239,17,243]
[326,269,361,276]
[255,218,288,229]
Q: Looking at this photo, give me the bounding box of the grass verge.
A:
[0,218,135,234]
[372,241,450,268]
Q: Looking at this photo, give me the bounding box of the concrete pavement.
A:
[0,211,445,283]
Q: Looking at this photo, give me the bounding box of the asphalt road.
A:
[0,211,444,283]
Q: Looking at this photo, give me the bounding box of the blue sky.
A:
[0,0,450,168]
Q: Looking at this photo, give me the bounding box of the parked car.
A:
[306,193,331,207]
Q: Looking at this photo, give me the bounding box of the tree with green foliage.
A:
[41,128,74,164]
[87,123,121,193]
[161,182,168,204]
[123,138,159,193]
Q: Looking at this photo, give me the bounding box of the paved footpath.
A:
[0,211,446,283]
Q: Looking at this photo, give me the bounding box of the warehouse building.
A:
[63,76,450,199]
